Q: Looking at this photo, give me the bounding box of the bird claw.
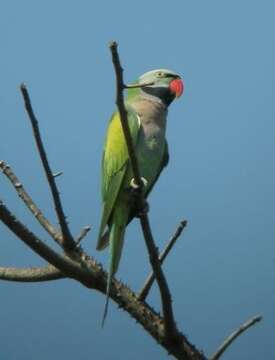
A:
[130,177,148,190]
[128,177,149,217]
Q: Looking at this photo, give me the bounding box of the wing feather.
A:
[97,107,140,249]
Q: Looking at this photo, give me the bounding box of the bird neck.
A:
[140,86,175,106]
[126,88,169,110]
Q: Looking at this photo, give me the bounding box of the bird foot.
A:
[130,177,148,190]
[128,177,149,217]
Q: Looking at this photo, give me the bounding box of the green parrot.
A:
[97,69,184,324]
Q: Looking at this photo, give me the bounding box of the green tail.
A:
[101,203,128,326]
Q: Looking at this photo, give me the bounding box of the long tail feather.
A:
[101,205,127,326]
[101,277,111,327]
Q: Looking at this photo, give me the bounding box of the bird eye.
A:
[157,72,163,77]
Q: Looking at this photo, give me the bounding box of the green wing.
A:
[97,107,140,250]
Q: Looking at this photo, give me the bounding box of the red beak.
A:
[169,78,184,98]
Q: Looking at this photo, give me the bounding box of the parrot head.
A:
[132,69,184,106]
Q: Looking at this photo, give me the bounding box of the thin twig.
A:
[210,315,262,360]
[20,84,75,250]
[109,42,143,190]
[53,171,63,178]
[76,226,91,245]
[0,160,63,246]
[139,216,178,340]
[138,220,187,301]
[124,81,154,89]
[109,41,178,342]
[0,265,64,282]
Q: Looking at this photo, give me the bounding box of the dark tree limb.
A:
[210,315,262,360]
[0,200,87,281]
[0,41,257,360]
[109,41,178,343]
[138,220,187,301]
[0,160,63,247]
[20,84,75,251]
[0,265,64,282]
[0,198,205,360]
[108,42,143,189]
[138,216,178,341]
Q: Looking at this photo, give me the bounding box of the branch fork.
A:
[0,41,262,360]
[109,40,179,342]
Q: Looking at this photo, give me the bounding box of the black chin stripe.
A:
[142,86,175,106]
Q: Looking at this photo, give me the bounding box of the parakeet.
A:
[97,69,184,324]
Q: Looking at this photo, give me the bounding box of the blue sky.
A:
[0,1,274,359]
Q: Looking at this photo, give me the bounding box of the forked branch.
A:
[138,220,187,301]
[0,160,63,246]
[0,198,205,359]
[0,200,84,280]
[109,41,178,342]
[0,41,260,360]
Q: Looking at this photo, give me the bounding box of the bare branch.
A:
[0,265,64,282]
[210,315,262,360]
[109,41,144,190]
[138,220,187,301]
[20,84,75,250]
[107,276,206,360]
[0,200,86,281]
[53,171,63,178]
[0,199,205,359]
[109,41,177,342]
[0,43,218,359]
[76,226,91,245]
[0,160,63,246]
[124,81,154,89]
[139,217,178,340]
